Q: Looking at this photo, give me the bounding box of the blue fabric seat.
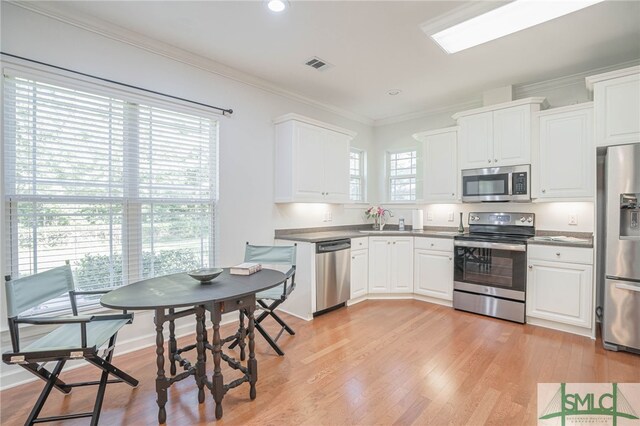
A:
[2,264,138,425]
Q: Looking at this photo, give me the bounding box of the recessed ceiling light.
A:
[266,0,289,13]
[428,0,605,54]
[388,89,402,96]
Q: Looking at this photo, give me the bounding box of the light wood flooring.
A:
[1,300,639,425]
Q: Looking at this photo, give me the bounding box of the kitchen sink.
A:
[359,230,415,234]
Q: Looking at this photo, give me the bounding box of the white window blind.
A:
[388,150,417,201]
[4,72,218,313]
[349,148,365,202]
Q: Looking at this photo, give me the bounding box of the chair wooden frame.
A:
[2,269,139,426]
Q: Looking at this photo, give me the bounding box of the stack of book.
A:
[230,262,262,276]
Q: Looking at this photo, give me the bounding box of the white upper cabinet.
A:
[587,66,640,147]
[413,127,458,202]
[454,98,546,170]
[535,103,594,200]
[274,114,355,203]
[457,112,493,169]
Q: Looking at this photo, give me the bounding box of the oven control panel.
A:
[468,212,535,226]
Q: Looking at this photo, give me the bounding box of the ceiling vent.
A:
[304,57,333,71]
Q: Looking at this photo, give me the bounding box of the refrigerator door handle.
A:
[615,282,640,292]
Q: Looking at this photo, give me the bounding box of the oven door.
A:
[461,170,511,202]
[453,240,527,300]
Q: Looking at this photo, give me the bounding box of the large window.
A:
[349,148,365,202]
[3,72,218,312]
[388,149,417,201]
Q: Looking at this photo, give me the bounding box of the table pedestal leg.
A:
[247,304,257,400]
[195,306,206,404]
[238,310,246,361]
[210,305,224,419]
[154,309,168,424]
[168,308,177,376]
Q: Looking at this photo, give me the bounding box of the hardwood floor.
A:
[1,300,639,425]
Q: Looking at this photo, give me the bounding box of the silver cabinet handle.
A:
[541,189,546,193]
[556,252,561,256]
[393,241,396,244]
[451,193,455,196]
[494,158,498,163]
[488,159,492,163]
[430,243,434,247]
[352,256,355,260]
[528,265,532,269]
[449,257,452,261]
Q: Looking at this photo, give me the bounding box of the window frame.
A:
[2,64,220,315]
[349,147,366,203]
[387,148,418,202]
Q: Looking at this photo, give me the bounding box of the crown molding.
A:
[7,1,375,127]
[585,64,640,91]
[372,98,482,127]
[515,58,640,98]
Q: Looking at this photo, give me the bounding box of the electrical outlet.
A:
[448,211,454,222]
[324,210,332,222]
[427,211,434,221]
[568,213,577,226]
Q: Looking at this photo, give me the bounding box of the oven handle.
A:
[454,240,526,252]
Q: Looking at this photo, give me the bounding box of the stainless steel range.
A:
[453,212,534,323]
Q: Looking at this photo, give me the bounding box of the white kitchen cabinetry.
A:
[454,98,546,170]
[413,238,454,303]
[368,237,414,293]
[587,66,640,147]
[350,238,368,300]
[536,103,594,200]
[527,245,593,331]
[274,114,355,203]
[413,127,458,202]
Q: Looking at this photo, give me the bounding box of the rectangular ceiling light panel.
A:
[430,0,606,54]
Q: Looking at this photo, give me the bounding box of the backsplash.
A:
[381,201,595,233]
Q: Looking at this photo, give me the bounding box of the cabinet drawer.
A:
[414,237,453,252]
[351,237,369,250]
[528,245,593,264]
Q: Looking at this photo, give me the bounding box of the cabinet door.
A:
[323,131,350,203]
[350,249,368,299]
[423,130,458,202]
[594,74,640,147]
[458,112,493,170]
[368,238,390,293]
[294,123,325,200]
[413,249,453,300]
[527,260,593,328]
[538,107,594,199]
[390,238,414,293]
[493,105,531,166]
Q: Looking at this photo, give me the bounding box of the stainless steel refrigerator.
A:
[601,143,640,352]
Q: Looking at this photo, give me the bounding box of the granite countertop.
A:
[274,226,460,243]
[275,226,594,248]
[527,234,593,249]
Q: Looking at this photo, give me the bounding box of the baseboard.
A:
[346,296,367,306]
[277,307,312,321]
[526,316,595,339]
[412,294,453,307]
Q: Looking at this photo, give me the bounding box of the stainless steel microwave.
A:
[461,165,530,202]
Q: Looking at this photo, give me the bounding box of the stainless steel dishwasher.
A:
[315,238,351,315]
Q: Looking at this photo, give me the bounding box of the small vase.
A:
[373,216,379,230]
[458,212,465,234]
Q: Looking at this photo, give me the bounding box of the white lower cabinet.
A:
[413,237,454,302]
[350,248,368,299]
[413,249,453,301]
[526,246,593,329]
[367,237,414,293]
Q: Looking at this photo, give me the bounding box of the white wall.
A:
[0,3,377,389]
